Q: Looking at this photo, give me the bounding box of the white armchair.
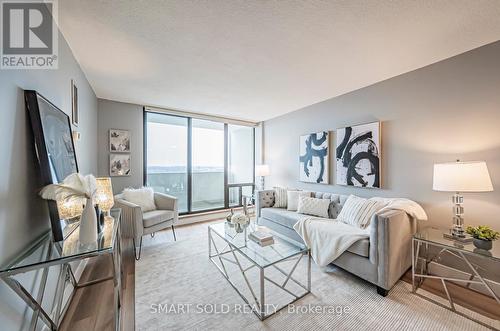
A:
[114,192,178,260]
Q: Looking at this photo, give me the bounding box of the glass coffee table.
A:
[208,222,311,320]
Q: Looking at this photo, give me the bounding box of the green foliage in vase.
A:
[466,225,500,241]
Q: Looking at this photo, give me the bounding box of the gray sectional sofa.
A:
[255,190,417,296]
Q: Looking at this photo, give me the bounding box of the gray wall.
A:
[97,99,144,193]
[0,31,98,329]
[263,41,500,230]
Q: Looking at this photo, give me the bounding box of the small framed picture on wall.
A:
[109,129,131,152]
[71,79,78,126]
[110,153,131,176]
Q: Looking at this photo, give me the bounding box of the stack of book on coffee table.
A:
[249,230,274,247]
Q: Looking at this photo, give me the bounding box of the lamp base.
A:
[443,232,473,243]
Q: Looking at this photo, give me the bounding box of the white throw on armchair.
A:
[114,192,178,260]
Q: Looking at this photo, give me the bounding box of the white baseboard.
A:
[178,207,254,226]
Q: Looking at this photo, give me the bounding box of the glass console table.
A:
[0,209,122,331]
[412,227,500,330]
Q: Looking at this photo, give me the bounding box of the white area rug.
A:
[135,222,495,331]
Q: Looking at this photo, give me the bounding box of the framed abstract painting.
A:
[336,121,381,188]
[299,131,329,184]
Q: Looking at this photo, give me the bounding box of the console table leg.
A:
[3,277,57,330]
[458,251,500,304]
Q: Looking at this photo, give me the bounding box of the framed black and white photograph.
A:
[71,79,78,126]
[336,121,381,188]
[299,131,329,184]
[110,153,131,176]
[109,129,130,152]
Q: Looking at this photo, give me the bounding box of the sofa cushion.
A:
[143,210,175,228]
[337,195,386,229]
[297,196,330,218]
[261,206,370,257]
[273,186,288,208]
[287,190,311,211]
[347,238,370,257]
[261,207,305,229]
[310,192,349,219]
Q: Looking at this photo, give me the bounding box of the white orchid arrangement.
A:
[39,173,97,203]
[231,213,249,226]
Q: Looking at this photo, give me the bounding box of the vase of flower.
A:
[466,225,499,251]
[231,213,249,233]
[39,173,98,244]
[473,238,492,250]
[80,197,98,244]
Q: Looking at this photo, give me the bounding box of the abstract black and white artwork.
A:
[299,131,329,184]
[336,122,381,188]
[110,153,131,176]
[109,129,130,152]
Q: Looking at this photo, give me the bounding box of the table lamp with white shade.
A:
[255,164,270,190]
[433,160,493,239]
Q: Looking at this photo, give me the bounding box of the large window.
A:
[145,113,188,212]
[144,110,255,214]
[228,125,254,207]
[191,119,225,211]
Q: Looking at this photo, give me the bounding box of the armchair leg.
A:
[133,237,143,260]
[171,225,177,241]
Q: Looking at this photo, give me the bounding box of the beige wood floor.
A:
[59,236,136,331]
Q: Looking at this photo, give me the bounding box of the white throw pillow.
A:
[287,190,311,211]
[337,195,386,229]
[297,196,330,218]
[122,187,156,212]
[273,186,288,208]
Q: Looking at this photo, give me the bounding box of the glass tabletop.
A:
[209,222,308,267]
[0,209,121,275]
[414,227,500,262]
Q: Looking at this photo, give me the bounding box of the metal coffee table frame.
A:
[208,225,311,320]
[412,235,500,330]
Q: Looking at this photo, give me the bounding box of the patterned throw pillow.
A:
[337,195,386,229]
[297,197,330,218]
[273,186,288,208]
[287,190,312,211]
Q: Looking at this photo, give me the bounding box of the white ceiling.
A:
[58,1,500,122]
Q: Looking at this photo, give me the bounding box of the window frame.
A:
[143,108,255,215]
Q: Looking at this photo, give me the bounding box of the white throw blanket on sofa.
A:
[293,198,427,267]
[294,218,370,267]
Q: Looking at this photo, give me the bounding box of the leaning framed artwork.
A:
[109,129,130,152]
[335,121,381,188]
[110,153,131,176]
[299,131,329,184]
[25,90,80,241]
